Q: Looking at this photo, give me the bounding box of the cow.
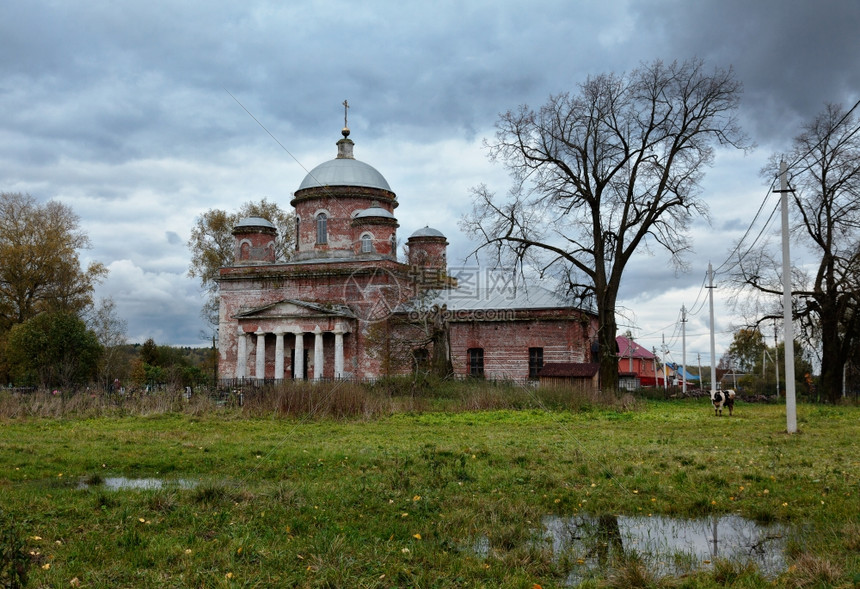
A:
[711,389,736,416]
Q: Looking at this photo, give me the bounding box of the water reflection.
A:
[543,513,787,584]
[79,477,196,490]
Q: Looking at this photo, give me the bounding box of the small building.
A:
[665,362,700,387]
[616,335,665,387]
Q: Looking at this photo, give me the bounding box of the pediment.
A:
[234,298,355,320]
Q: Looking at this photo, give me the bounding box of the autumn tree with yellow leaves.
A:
[0,192,107,383]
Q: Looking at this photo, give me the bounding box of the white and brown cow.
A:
[711,389,736,416]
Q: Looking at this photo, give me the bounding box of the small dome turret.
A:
[407,226,448,280]
[409,226,445,239]
[234,217,276,230]
[354,206,396,220]
[232,217,277,265]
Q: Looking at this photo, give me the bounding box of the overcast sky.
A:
[2,0,858,365]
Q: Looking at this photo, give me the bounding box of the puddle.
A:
[79,477,196,491]
[470,513,787,584]
[542,514,787,584]
[473,534,491,558]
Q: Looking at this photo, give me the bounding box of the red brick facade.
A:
[217,128,598,382]
[446,311,594,380]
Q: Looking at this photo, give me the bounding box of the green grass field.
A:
[1,390,858,588]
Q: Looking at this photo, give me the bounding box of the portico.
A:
[235,322,350,381]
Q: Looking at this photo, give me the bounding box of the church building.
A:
[217,120,599,382]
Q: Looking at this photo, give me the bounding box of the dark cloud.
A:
[629,0,860,145]
[1,0,856,349]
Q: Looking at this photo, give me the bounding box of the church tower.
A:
[407,226,449,286]
[290,112,398,261]
[231,217,277,264]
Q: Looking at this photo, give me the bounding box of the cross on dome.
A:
[342,99,350,137]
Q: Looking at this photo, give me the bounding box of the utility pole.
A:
[773,320,780,398]
[777,160,797,433]
[730,357,737,389]
[681,305,688,395]
[698,352,703,390]
[212,333,218,389]
[652,348,658,388]
[707,262,717,395]
[662,334,668,391]
[628,337,633,373]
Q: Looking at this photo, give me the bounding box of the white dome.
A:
[298,159,391,192]
[234,216,276,229]
[354,206,395,220]
[410,226,445,238]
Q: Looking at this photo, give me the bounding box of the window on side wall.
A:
[528,347,544,379]
[361,233,373,253]
[467,348,484,377]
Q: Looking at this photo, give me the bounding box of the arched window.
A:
[316,213,327,245]
[361,233,373,253]
[295,216,300,250]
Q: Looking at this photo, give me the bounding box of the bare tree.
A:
[734,103,860,402]
[462,59,748,390]
[86,297,129,389]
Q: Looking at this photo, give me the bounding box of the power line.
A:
[666,102,860,361]
[707,99,860,285]
[686,271,709,316]
[712,176,778,277]
[783,98,860,175]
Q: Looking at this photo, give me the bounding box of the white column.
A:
[274,331,285,380]
[236,328,247,379]
[334,324,345,379]
[313,326,324,380]
[255,329,266,380]
[293,330,304,380]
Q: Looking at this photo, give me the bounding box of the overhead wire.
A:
[665,307,683,348]
[782,97,860,176]
[686,98,860,357]
[665,101,860,378]
[686,271,709,316]
[712,176,778,277]
[704,98,859,291]
[673,177,779,362]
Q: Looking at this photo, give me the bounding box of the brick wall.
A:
[447,313,596,380]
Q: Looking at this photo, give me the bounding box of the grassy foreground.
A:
[1,395,858,588]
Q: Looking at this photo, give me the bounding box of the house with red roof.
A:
[616,335,666,388]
